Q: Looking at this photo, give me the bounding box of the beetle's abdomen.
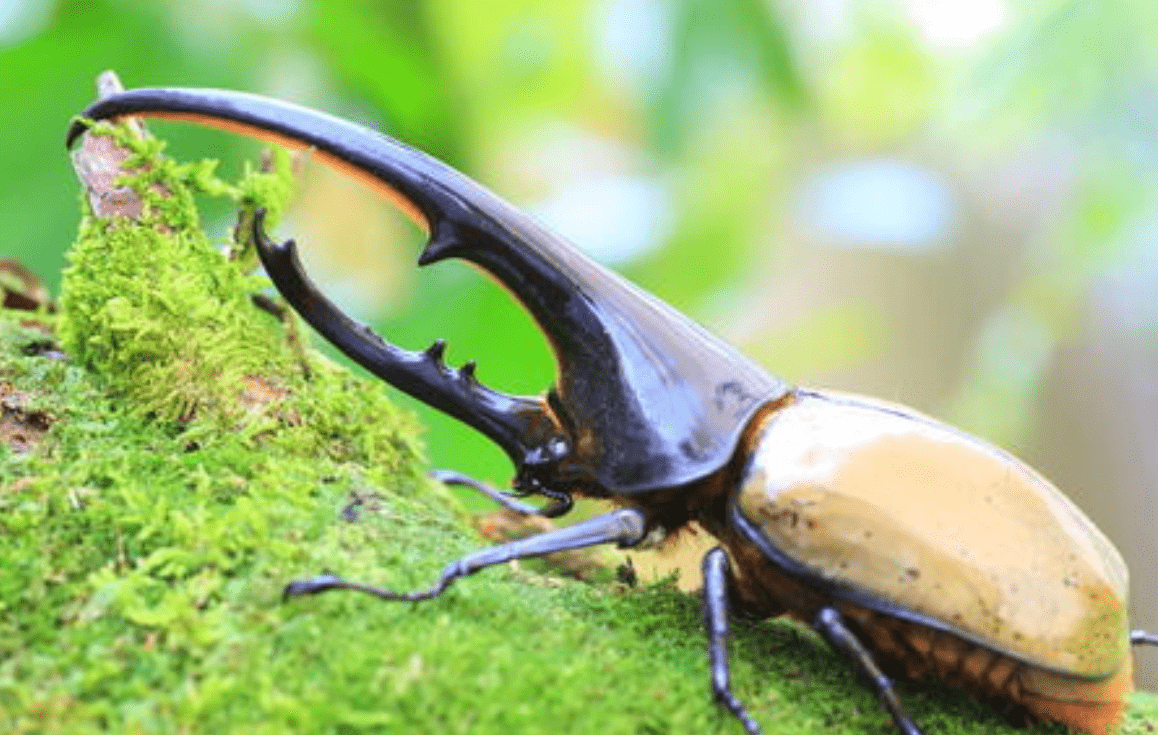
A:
[837,602,1135,735]
[720,519,1134,735]
[735,389,1129,678]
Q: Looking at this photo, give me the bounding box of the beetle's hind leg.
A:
[812,607,923,735]
[284,507,646,602]
[1131,630,1158,646]
[702,547,764,735]
[430,469,573,518]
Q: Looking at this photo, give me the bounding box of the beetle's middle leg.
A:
[813,607,923,735]
[284,506,646,602]
[702,546,763,735]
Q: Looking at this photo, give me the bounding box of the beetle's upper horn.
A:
[68,88,787,493]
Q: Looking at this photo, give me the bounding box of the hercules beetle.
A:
[69,88,1157,735]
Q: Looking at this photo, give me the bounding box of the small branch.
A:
[69,70,158,221]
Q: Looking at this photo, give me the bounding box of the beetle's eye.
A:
[547,438,568,460]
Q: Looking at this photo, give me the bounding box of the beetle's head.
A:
[68,87,789,499]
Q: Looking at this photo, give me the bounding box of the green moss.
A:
[2,122,1155,735]
[58,122,294,429]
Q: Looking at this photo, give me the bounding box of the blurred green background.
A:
[2,0,1156,685]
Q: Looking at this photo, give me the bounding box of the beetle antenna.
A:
[429,469,571,517]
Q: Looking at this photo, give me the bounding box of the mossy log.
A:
[1,80,1155,735]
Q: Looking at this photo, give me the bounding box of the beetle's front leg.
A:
[284,507,646,603]
[702,547,763,735]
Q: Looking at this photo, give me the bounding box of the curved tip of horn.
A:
[65,118,92,148]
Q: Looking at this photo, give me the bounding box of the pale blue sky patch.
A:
[800,158,957,252]
[595,0,674,95]
[531,174,673,265]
